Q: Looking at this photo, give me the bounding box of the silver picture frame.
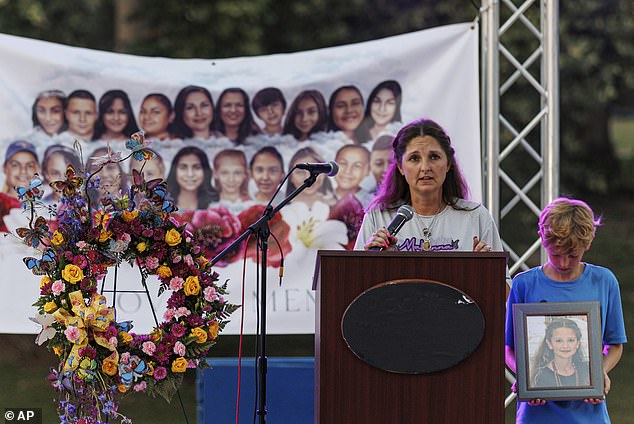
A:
[512,301,604,401]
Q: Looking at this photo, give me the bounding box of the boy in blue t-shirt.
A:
[505,197,627,423]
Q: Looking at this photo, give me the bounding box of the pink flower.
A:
[120,352,131,364]
[64,326,81,343]
[169,277,184,291]
[141,341,156,355]
[187,360,197,368]
[203,286,218,302]
[76,241,87,249]
[120,233,131,244]
[133,381,147,392]
[163,309,176,321]
[172,255,182,263]
[174,307,191,319]
[175,206,244,265]
[108,337,118,348]
[183,254,194,267]
[174,341,186,356]
[153,366,167,380]
[145,256,159,270]
[328,194,365,250]
[72,255,88,269]
[51,280,66,296]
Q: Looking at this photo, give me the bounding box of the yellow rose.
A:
[61,264,84,284]
[157,266,173,279]
[165,229,182,246]
[121,210,139,223]
[102,358,118,376]
[52,345,64,357]
[98,229,112,242]
[43,301,57,313]
[136,242,147,253]
[40,276,52,288]
[119,331,133,344]
[151,328,162,343]
[171,357,188,373]
[190,327,208,343]
[208,321,219,340]
[196,255,209,268]
[183,276,200,296]
[50,231,64,246]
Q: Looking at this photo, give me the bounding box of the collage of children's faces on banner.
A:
[0,23,480,334]
[2,80,403,246]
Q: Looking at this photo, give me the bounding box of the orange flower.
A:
[102,358,118,376]
[157,265,173,279]
[208,321,219,340]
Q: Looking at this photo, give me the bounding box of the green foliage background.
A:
[0,1,632,422]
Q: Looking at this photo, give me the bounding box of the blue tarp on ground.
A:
[197,357,314,423]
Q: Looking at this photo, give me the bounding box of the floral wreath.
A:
[17,132,238,423]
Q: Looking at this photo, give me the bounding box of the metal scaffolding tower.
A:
[481,0,560,411]
[481,0,559,275]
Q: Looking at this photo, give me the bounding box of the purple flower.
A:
[185,314,204,327]
[171,323,186,338]
[72,254,88,269]
[154,366,168,380]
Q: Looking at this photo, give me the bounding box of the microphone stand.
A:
[210,169,320,424]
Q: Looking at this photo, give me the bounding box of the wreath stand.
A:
[210,169,319,424]
[99,258,190,424]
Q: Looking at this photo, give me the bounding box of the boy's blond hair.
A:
[538,197,601,252]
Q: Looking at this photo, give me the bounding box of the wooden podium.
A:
[313,250,507,424]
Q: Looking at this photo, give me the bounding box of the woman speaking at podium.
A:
[354,118,504,258]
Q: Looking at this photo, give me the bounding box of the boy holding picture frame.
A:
[504,197,627,423]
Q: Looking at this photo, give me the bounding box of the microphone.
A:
[296,161,339,177]
[368,204,414,251]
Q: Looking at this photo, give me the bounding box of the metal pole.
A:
[483,0,500,223]
[541,0,560,262]
[543,0,559,204]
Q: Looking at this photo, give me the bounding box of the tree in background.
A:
[0,0,632,194]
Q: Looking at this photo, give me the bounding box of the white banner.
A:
[0,22,480,335]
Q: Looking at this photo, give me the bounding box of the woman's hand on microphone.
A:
[364,227,397,250]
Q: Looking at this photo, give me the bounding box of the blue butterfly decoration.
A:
[16,175,44,203]
[16,216,49,248]
[118,356,149,388]
[116,321,133,333]
[161,199,177,213]
[125,131,156,161]
[23,248,56,275]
